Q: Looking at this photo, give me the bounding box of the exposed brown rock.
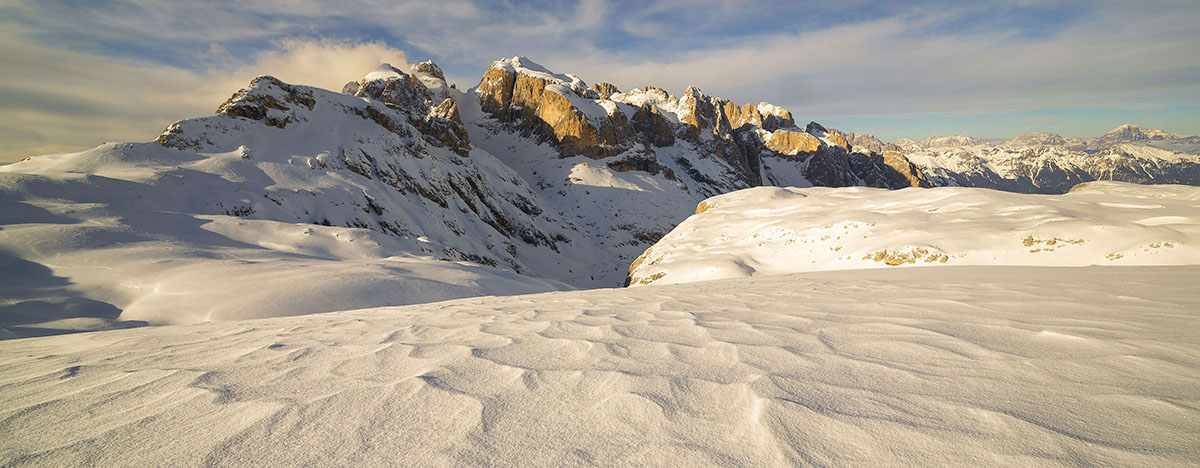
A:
[880,151,932,188]
[756,104,795,131]
[477,66,517,116]
[414,61,445,80]
[721,102,762,129]
[642,86,670,96]
[348,71,432,117]
[430,98,462,124]
[215,75,315,129]
[476,63,633,158]
[677,86,717,141]
[591,82,620,97]
[827,133,850,152]
[764,130,821,156]
[631,104,675,147]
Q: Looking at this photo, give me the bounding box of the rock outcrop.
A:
[764,130,821,156]
[476,57,634,158]
[591,82,620,97]
[473,56,931,191]
[342,63,472,157]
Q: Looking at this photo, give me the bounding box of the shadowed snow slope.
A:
[629,182,1200,286]
[0,71,583,337]
[0,266,1197,466]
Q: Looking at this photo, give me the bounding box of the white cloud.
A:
[0,37,407,161]
[540,2,1200,123]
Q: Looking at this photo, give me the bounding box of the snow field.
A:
[0,266,1197,466]
[630,182,1200,286]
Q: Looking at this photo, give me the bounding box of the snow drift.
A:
[628,182,1200,286]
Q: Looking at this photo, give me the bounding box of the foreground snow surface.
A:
[630,182,1200,286]
[2,266,1198,467]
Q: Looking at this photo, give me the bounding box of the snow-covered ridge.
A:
[628,182,1200,286]
[0,66,599,336]
[490,56,589,93]
[364,62,406,80]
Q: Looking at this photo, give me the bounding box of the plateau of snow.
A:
[629,182,1200,286]
[1,265,1197,466]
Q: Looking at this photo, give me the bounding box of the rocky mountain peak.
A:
[194,75,315,133]
[413,60,445,80]
[1001,132,1066,147]
[339,63,470,156]
[1099,124,1179,142]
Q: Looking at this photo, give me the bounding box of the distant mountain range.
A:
[888,124,1200,193]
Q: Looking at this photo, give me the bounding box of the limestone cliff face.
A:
[676,86,718,141]
[827,133,850,152]
[764,130,821,156]
[591,82,620,97]
[471,56,929,191]
[476,58,633,158]
[791,121,931,189]
[722,102,763,129]
[880,151,933,188]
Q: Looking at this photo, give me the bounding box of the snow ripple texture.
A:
[1,266,1198,467]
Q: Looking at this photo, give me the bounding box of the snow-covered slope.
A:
[0,67,590,336]
[6,56,1200,337]
[1,265,1197,467]
[628,182,1200,286]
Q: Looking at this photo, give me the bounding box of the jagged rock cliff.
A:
[463,57,934,284]
[473,56,930,192]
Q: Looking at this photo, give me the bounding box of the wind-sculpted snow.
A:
[0,266,1197,466]
[628,182,1200,286]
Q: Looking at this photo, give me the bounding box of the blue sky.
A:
[2,0,1199,160]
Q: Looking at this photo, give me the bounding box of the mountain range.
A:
[3,56,1200,335]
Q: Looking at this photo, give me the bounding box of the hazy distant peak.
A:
[1001,132,1067,147]
[918,134,981,148]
